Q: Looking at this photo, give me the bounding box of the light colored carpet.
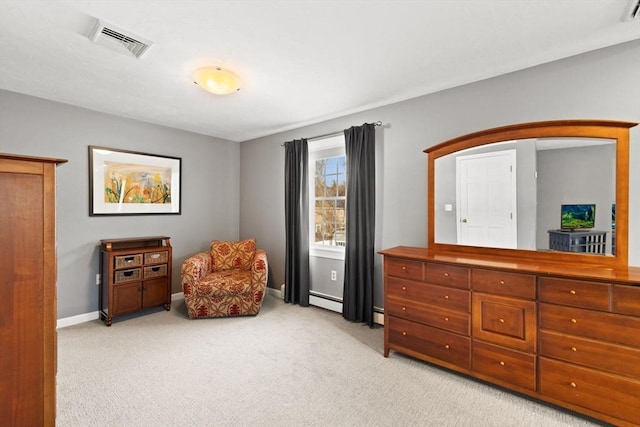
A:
[56,294,602,427]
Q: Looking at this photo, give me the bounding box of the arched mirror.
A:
[425,120,637,268]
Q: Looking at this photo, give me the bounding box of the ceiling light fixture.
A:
[193,67,241,95]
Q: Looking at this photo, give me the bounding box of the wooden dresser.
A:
[1,154,66,426]
[100,236,172,326]
[381,246,640,427]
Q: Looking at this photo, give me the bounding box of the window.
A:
[309,135,346,259]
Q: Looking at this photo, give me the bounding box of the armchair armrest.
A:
[250,249,268,291]
[181,251,212,296]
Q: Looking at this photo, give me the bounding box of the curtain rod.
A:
[281,121,382,146]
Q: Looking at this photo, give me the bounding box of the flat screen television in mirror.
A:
[561,204,595,231]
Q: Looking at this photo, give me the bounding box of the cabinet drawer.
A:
[114,268,142,284]
[143,264,167,279]
[473,340,536,391]
[144,250,169,265]
[386,298,470,335]
[538,277,610,311]
[472,293,536,352]
[388,316,471,369]
[114,254,143,269]
[472,269,535,299]
[386,257,423,281]
[539,330,640,379]
[539,357,640,426]
[424,263,469,289]
[539,303,640,348]
[613,284,640,316]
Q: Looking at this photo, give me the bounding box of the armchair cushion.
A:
[195,270,253,296]
[210,239,256,271]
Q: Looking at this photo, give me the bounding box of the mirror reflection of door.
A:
[456,149,517,248]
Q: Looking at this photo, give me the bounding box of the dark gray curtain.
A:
[342,123,376,326]
[284,139,310,306]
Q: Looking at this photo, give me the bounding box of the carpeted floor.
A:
[56,294,604,426]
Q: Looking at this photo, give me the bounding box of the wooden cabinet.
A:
[100,236,172,326]
[381,246,640,427]
[1,154,66,426]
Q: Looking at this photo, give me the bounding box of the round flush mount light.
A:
[193,67,241,95]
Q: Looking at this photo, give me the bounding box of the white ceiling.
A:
[1,1,638,142]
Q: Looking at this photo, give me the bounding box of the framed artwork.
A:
[89,146,181,216]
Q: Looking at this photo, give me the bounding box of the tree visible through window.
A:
[314,155,346,247]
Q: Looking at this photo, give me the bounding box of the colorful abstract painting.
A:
[89,146,181,215]
[104,162,172,204]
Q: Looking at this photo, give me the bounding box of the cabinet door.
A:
[472,292,536,352]
[112,282,142,315]
[142,278,169,309]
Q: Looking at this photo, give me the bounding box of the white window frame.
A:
[309,134,346,260]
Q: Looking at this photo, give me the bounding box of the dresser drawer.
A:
[144,250,169,265]
[114,254,143,269]
[388,316,471,369]
[473,340,536,391]
[539,330,640,379]
[386,277,434,302]
[386,298,470,335]
[424,262,469,289]
[538,277,610,311]
[402,282,469,312]
[612,284,640,316]
[539,357,640,426]
[472,269,535,299]
[386,257,423,281]
[143,264,167,279]
[539,303,640,348]
[472,293,536,352]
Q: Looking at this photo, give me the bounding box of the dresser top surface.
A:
[380,246,640,284]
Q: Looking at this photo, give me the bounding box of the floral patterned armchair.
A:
[181,239,268,319]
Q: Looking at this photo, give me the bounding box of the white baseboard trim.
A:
[309,294,342,313]
[57,292,185,329]
[266,286,282,298]
[57,311,99,329]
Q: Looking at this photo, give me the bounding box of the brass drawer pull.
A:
[444,344,450,349]
[571,318,577,324]
[499,318,505,323]
[571,347,577,352]
[499,361,505,366]
[444,295,449,299]
[570,382,577,388]
[570,289,576,295]
[444,317,449,321]
[402,266,407,271]
[444,272,450,277]
[499,280,505,285]
[402,306,406,311]
[402,286,407,291]
[402,331,407,336]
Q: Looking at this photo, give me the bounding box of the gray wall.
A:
[537,144,616,252]
[0,90,240,318]
[240,40,640,310]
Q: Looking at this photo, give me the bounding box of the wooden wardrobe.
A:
[0,153,67,426]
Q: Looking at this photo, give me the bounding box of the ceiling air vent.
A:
[88,19,152,58]
[623,0,640,21]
